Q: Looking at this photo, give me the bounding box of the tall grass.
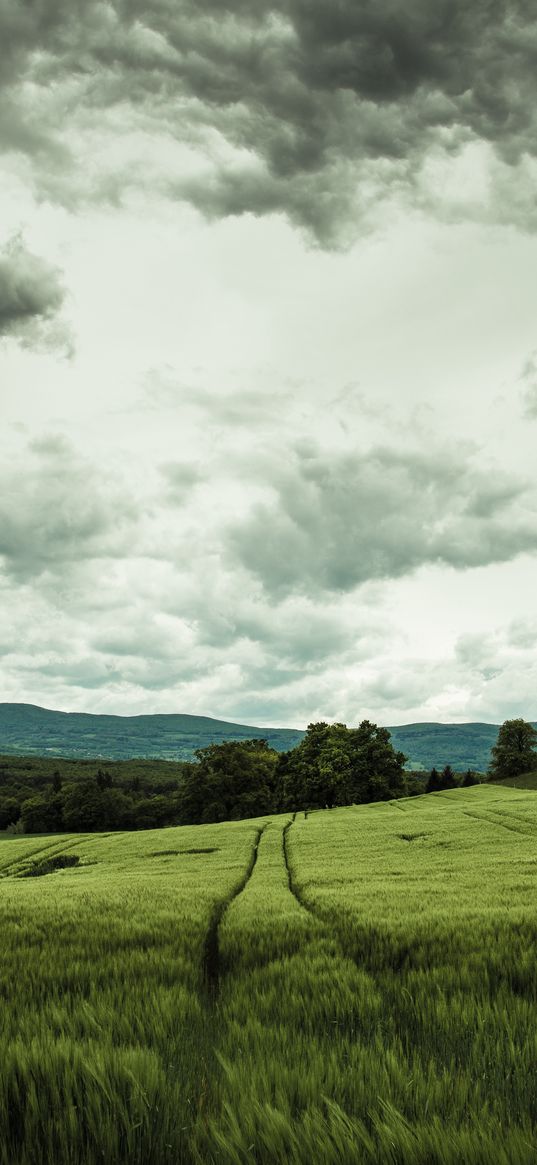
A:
[0,819,263,1164]
[2,787,537,1162]
[196,789,537,1163]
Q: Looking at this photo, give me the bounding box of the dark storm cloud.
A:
[0,437,138,581]
[2,0,537,239]
[226,444,537,596]
[0,236,72,353]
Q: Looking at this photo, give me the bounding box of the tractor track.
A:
[463,809,536,836]
[203,823,268,999]
[0,833,96,878]
[282,813,336,933]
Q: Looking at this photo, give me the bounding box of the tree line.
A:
[1,717,535,834]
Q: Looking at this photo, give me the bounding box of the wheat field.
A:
[2,785,537,1163]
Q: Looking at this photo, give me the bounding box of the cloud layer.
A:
[1,426,536,723]
[1,5,536,726]
[227,444,537,596]
[2,0,537,240]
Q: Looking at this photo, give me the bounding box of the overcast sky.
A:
[1,0,537,728]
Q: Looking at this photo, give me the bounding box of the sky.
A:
[1,0,537,729]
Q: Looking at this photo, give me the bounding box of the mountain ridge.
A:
[0,702,530,770]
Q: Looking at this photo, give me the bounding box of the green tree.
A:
[20,793,63,833]
[131,794,178,829]
[62,779,107,831]
[179,739,279,824]
[426,767,441,793]
[0,797,21,830]
[278,720,406,811]
[462,769,479,787]
[440,764,457,789]
[489,718,537,780]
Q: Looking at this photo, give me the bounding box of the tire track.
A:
[282,813,298,898]
[283,814,337,934]
[0,833,95,878]
[463,809,535,836]
[283,813,412,976]
[282,814,373,973]
[203,823,268,998]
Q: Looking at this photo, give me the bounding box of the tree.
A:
[462,769,479,787]
[489,718,537,780]
[277,720,406,811]
[20,794,63,833]
[0,797,21,830]
[426,767,441,793]
[178,739,279,824]
[440,764,457,789]
[62,779,107,831]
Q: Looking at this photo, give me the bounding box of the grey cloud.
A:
[192,596,355,666]
[505,619,537,650]
[0,236,72,354]
[142,370,291,427]
[160,461,204,502]
[0,436,138,581]
[225,444,537,596]
[2,1,537,241]
[455,631,498,670]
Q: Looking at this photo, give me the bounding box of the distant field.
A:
[2,785,537,1163]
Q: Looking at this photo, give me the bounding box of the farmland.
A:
[1,785,537,1163]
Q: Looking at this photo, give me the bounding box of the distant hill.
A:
[385,721,515,774]
[0,703,533,771]
[0,703,303,761]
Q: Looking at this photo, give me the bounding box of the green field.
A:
[2,785,537,1163]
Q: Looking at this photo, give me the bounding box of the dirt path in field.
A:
[203,823,268,998]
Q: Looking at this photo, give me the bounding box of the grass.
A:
[2,786,537,1162]
[492,769,537,790]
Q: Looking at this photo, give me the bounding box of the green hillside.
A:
[386,720,508,771]
[2,785,537,1163]
[1,703,532,771]
[0,702,303,760]
[493,769,537,790]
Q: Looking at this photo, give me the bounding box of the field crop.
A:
[0,820,264,1164]
[1,785,537,1163]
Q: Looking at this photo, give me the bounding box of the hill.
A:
[0,702,303,760]
[386,720,510,772]
[2,785,537,1163]
[493,769,537,790]
[1,703,534,770]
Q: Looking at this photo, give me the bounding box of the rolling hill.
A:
[0,703,303,761]
[0,703,531,770]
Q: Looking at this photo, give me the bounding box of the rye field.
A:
[2,785,537,1164]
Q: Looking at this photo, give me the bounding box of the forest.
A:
[0,717,498,834]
